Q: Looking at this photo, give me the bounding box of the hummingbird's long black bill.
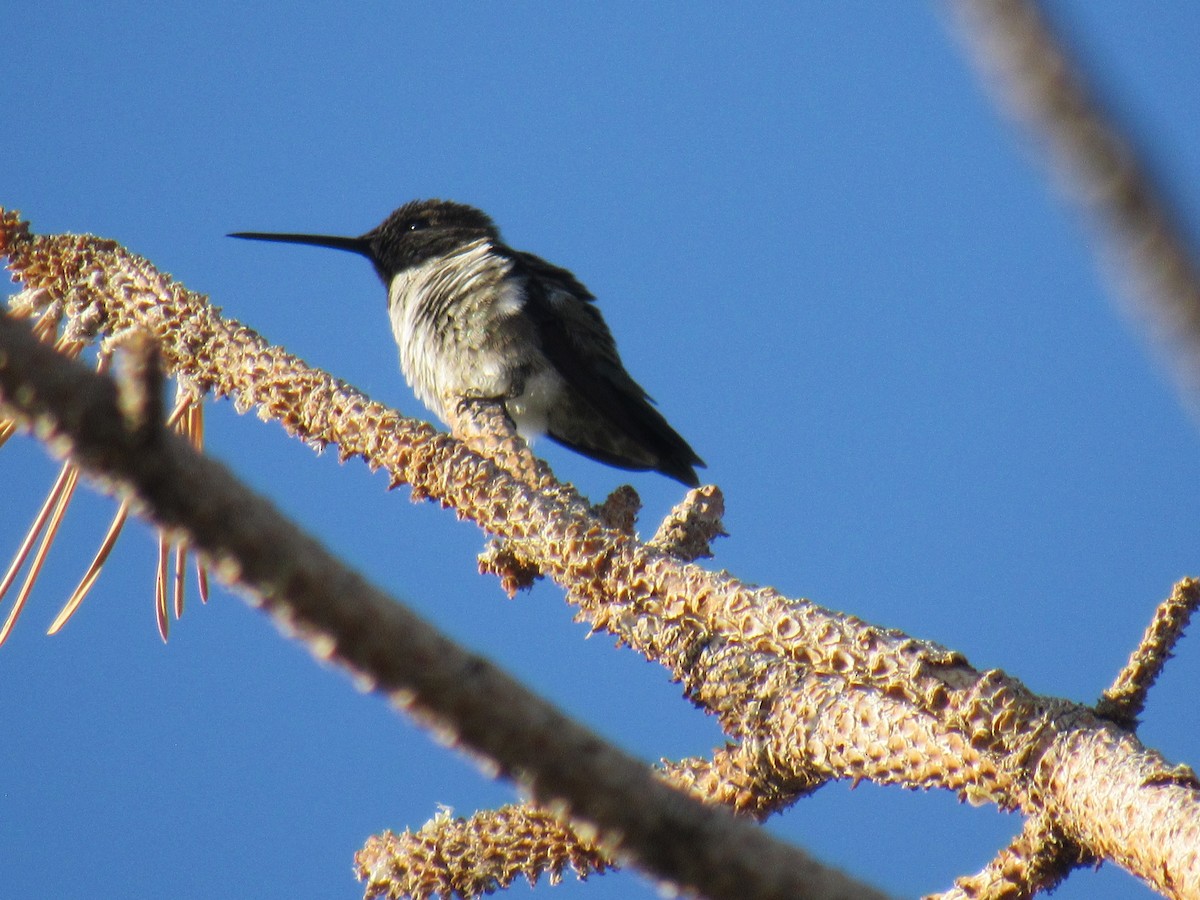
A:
[227,231,371,256]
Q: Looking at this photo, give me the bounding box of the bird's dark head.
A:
[362,199,500,280]
[229,198,501,284]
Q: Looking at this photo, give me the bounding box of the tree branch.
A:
[3,210,1199,897]
[1099,579,1200,729]
[946,0,1200,404]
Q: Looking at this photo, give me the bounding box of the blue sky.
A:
[4,4,1200,898]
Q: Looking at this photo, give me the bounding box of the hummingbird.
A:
[230,199,705,486]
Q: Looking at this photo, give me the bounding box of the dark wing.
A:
[506,249,704,486]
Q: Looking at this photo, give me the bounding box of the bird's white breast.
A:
[387,239,537,424]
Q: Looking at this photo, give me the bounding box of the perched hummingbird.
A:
[230,199,704,486]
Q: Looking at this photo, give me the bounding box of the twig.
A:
[357,804,615,898]
[649,484,726,560]
[947,0,1200,404]
[929,812,1088,900]
[1099,578,1200,729]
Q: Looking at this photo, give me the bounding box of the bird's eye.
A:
[409,219,430,232]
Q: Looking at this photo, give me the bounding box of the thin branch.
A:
[946,0,1200,404]
[649,484,727,560]
[364,738,829,897]
[1098,578,1200,729]
[357,804,615,898]
[929,813,1088,900]
[662,743,824,821]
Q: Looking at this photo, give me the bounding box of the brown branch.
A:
[593,483,641,534]
[361,735,829,900]
[0,308,892,900]
[932,8,1200,893]
[930,813,1089,900]
[1099,578,1200,729]
[662,742,824,822]
[930,580,1200,899]
[649,483,727,560]
[357,804,614,899]
[445,397,562,492]
[4,212,1200,897]
[360,725,832,900]
[946,0,1200,403]
[359,734,826,900]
